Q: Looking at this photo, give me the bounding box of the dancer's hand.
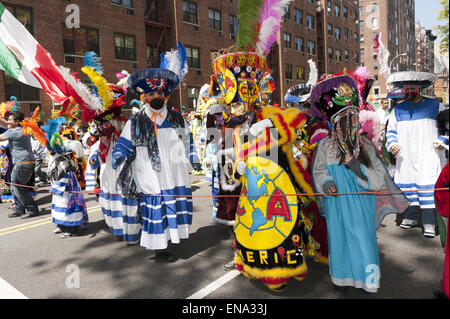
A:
[111,154,124,169]
[391,144,401,157]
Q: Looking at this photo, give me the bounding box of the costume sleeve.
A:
[112,119,135,160]
[435,163,449,218]
[88,148,101,170]
[312,139,334,194]
[385,109,399,152]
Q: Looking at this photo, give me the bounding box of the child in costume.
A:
[386,71,447,237]
[112,42,200,261]
[311,71,410,293]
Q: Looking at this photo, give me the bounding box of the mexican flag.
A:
[0,2,70,109]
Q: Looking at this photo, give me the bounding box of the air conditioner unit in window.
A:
[230,34,236,40]
[130,62,138,70]
[218,31,223,37]
[126,9,134,16]
[196,69,202,75]
[193,25,199,31]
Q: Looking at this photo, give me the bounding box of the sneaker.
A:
[423,224,435,238]
[53,226,64,234]
[20,213,36,219]
[400,219,418,229]
[8,212,23,218]
[127,239,140,245]
[223,260,236,271]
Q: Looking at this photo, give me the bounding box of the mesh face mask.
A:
[330,107,361,159]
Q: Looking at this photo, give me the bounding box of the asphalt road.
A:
[0,174,446,300]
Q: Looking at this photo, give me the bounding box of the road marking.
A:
[0,206,101,237]
[187,270,240,299]
[0,277,28,299]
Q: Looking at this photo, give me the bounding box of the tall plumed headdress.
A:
[212,0,293,107]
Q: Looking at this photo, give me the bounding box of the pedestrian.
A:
[311,71,410,293]
[112,42,200,261]
[376,98,390,131]
[0,111,39,218]
[386,71,447,238]
[30,123,49,186]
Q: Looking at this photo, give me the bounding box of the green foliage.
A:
[435,0,449,54]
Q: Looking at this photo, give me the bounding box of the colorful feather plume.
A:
[84,51,104,74]
[21,107,48,147]
[374,33,391,77]
[160,41,188,85]
[116,70,130,93]
[237,0,263,47]
[255,0,293,55]
[41,117,67,141]
[82,66,114,110]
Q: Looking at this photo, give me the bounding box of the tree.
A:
[435,0,449,54]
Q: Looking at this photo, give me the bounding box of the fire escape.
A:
[144,0,172,68]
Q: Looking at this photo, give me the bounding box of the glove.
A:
[249,119,273,137]
[192,162,202,171]
[111,154,125,169]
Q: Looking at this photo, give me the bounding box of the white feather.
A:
[306,59,318,87]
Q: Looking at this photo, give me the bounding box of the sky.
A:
[414,0,444,31]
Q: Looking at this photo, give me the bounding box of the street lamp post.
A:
[389,53,407,73]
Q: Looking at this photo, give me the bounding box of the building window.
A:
[63,26,99,56]
[3,4,33,34]
[327,23,333,37]
[360,34,364,42]
[360,20,364,31]
[335,27,341,40]
[295,36,304,52]
[111,0,133,8]
[307,14,315,29]
[3,73,40,102]
[344,27,349,41]
[371,3,377,12]
[359,6,363,16]
[182,1,198,25]
[209,9,222,31]
[344,49,349,61]
[307,40,316,55]
[373,61,379,69]
[354,32,359,43]
[336,49,342,62]
[284,33,291,48]
[354,52,359,63]
[343,6,348,18]
[334,4,340,17]
[186,47,200,69]
[372,18,378,29]
[360,48,365,58]
[328,47,333,60]
[285,64,293,79]
[187,87,200,110]
[283,6,290,19]
[294,8,303,24]
[296,66,305,80]
[229,15,239,35]
[374,88,379,95]
[114,33,136,61]
[353,11,358,23]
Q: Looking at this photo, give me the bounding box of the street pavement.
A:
[0,174,446,300]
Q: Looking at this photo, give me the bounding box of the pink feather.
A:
[116,72,126,80]
[256,0,292,55]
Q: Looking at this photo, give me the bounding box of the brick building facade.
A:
[359,0,416,101]
[0,0,147,119]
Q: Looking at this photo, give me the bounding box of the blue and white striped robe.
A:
[386,98,446,208]
[112,106,198,250]
[50,171,88,227]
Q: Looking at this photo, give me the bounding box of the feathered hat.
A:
[310,70,361,121]
[387,71,438,89]
[211,0,293,106]
[128,41,188,97]
[284,59,318,105]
